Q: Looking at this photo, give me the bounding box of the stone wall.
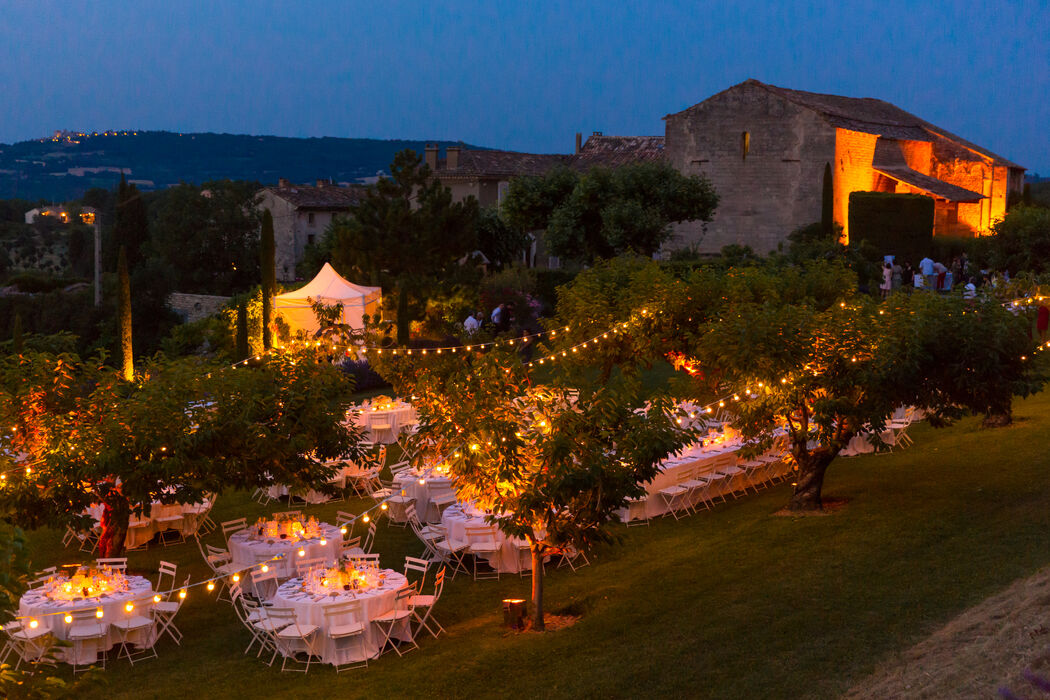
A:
[167,292,231,323]
[664,82,836,254]
[834,129,880,243]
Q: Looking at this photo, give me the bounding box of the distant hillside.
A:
[0,130,483,201]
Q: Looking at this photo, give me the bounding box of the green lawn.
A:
[24,391,1050,699]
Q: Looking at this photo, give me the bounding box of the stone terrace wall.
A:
[167,292,230,323]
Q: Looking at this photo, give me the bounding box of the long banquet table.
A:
[620,438,747,520]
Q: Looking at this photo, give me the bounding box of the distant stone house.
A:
[255,179,367,282]
[24,205,98,225]
[427,134,665,266]
[663,79,1025,254]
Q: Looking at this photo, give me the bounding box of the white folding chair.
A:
[557,545,590,572]
[409,568,446,639]
[403,556,429,590]
[109,597,158,664]
[152,574,191,645]
[372,586,417,657]
[266,607,319,673]
[323,601,367,671]
[295,557,325,579]
[66,608,109,671]
[221,518,248,547]
[1,616,50,669]
[465,525,500,581]
[431,525,470,580]
[251,568,280,603]
[95,557,128,572]
[155,561,177,595]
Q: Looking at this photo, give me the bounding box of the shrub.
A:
[848,192,934,264]
[340,357,389,392]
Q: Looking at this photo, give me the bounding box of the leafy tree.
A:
[329,149,479,344]
[503,162,718,264]
[109,174,148,271]
[476,207,529,269]
[679,265,1044,511]
[146,180,261,295]
[260,208,276,349]
[371,345,688,630]
[117,246,133,381]
[0,349,364,557]
[986,206,1050,274]
[501,166,579,234]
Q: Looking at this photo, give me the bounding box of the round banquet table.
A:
[353,403,417,443]
[270,571,412,665]
[441,503,529,574]
[393,470,454,518]
[18,575,155,664]
[228,523,342,581]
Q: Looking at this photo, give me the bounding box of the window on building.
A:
[307,234,316,245]
[497,181,510,207]
[307,212,315,225]
[946,204,958,225]
[741,131,750,161]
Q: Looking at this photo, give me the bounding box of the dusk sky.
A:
[4,0,1049,173]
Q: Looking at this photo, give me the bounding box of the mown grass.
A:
[24,391,1050,699]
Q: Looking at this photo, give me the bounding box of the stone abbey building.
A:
[664,79,1025,253]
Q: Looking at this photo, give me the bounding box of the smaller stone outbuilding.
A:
[256,180,367,282]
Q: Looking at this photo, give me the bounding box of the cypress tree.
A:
[236,299,249,360]
[821,162,834,238]
[118,246,134,381]
[112,174,148,271]
[1023,183,1032,207]
[11,313,23,354]
[260,209,276,350]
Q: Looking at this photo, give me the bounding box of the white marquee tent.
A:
[273,263,382,335]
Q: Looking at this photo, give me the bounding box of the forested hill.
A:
[0,131,483,201]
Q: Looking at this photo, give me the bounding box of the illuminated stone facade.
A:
[664,80,1025,253]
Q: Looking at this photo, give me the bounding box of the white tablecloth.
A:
[352,403,417,443]
[271,571,412,665]
[620,439,746,520]
[228,523,342,581]
[393,471,454,518]
[19,575,155,664]
[441,503,529,574]
[840,428,897,456]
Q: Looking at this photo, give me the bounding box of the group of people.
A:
[880,253,1009,301]
[463,302,517,334]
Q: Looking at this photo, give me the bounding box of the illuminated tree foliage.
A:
[680,271,1044,511]
[0,349,364,557]
[372,345,689,630]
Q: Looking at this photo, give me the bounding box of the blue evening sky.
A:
[3,0,1048,173]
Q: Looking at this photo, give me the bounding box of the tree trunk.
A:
[97,496,130,559]
[787,449,835,512]
[117,246,134,382]
[395,277,411,346]
[531,547,545,632]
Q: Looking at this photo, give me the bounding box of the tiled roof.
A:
[438,150,571,178]
[572,135,665,168]
[434,136,665,179]
[262,183,368,209]
[667,79,1023,169]
[872,166,985,202]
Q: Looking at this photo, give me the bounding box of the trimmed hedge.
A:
[848,192,934,264]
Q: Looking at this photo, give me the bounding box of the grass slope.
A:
[24,392,1050,699]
